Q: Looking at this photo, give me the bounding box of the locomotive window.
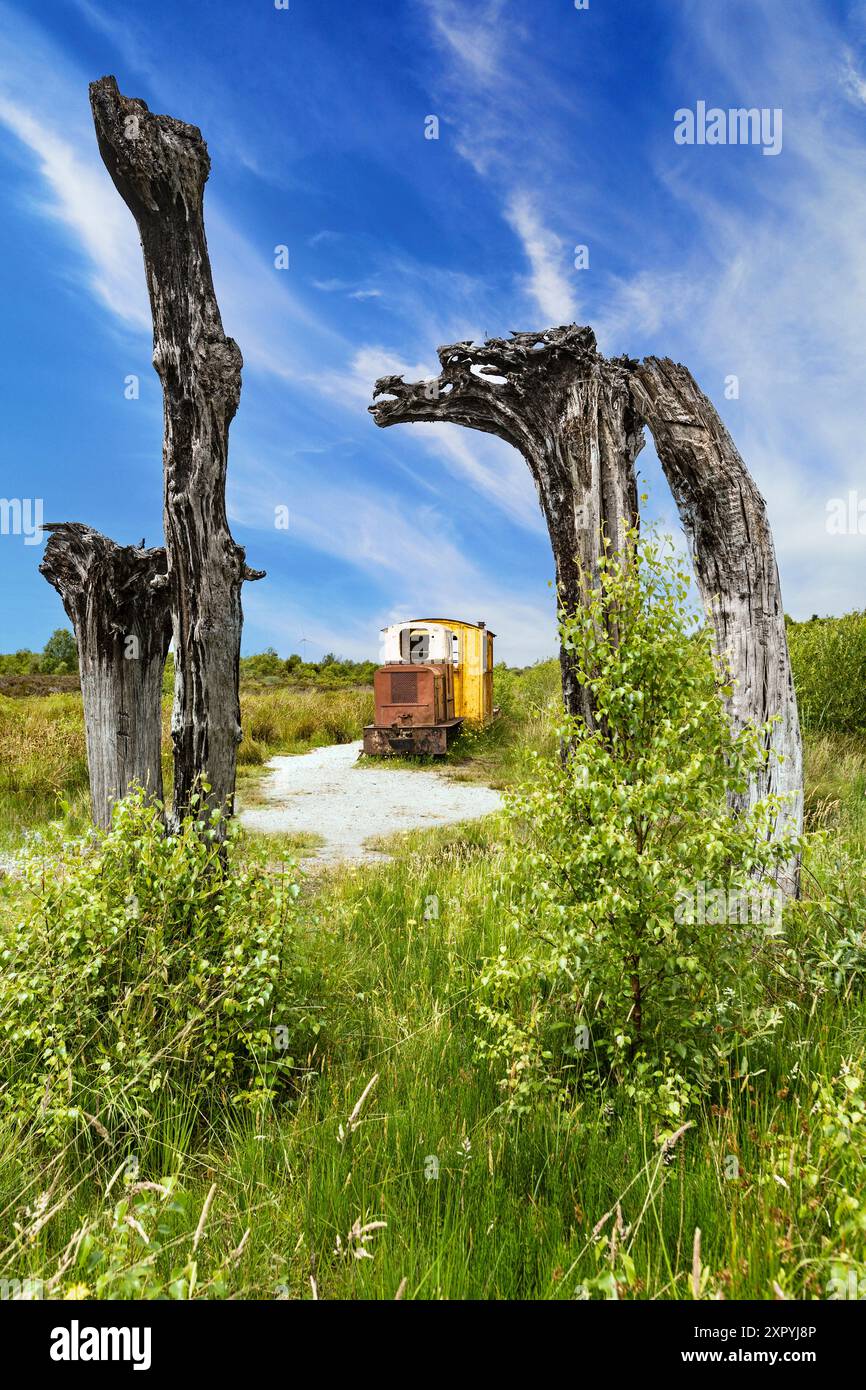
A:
[408,631,429,663]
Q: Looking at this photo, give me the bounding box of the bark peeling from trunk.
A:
[369,325,644,725]
[40,524,171,829]
[88,76,263,829]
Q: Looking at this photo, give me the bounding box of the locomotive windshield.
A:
[402,630,430,663]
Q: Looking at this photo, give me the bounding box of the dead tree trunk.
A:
[369,327,802,889]
[40,524,170,829]
[369,326,643,724]
[629,358,803,882]
[89,76,263,830]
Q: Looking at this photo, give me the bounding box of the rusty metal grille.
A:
[390,671,419,704]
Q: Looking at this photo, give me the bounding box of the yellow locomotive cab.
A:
[409,618,495,723]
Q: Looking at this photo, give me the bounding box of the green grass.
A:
[234,825,327,861]
[3,796,864,1300]
[238,686,373,765]
[0,693,89,851]
[1,661,865,1300]
[803,733,866,849]
[788,611,866,733]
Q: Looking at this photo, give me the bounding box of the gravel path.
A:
[238,741,502,865]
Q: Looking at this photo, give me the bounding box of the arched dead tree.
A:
[370,325,644,725]
[89,76,264,830]
[40,524,171,829]
[630,359,803,858]
[370,325,803,887]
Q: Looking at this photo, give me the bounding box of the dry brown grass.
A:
[0,673,80,697]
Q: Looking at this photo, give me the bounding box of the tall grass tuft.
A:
[787,611,866,732]
[238,687,373,763]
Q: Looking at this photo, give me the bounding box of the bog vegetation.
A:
[1,572,865,1299]
[477,538,799,1123]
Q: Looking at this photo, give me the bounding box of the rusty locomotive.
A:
[362,618,495,757]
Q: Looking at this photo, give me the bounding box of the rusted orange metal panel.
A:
[364,661,461,757]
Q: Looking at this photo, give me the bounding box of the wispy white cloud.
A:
[611,0,866,619]
[204,208,348,385]
[0,21,150,331]
[425,0,508,86]
[423,0,866,619]
[425,427,544,535]
[329,345,543,533]
[0,96,149,330]
[422,0,583,326]
[505,191,578,324]
[319,345,438,408]
[312,277,382,300]
[0,7,543,547]
[0,79,346,386]
[840,48,866,105]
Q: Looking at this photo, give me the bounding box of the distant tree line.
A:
[239,648,377,688]
[0,631,378,689]
[8,614,865,720]
[0,627,79,676]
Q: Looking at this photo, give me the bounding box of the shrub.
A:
[475,533,800,1122]
[0,791,311,1148]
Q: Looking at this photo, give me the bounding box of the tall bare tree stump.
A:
[89,76,263,830]
[630,359,803,864]
[40,524,170,828]
[370,326,644,725]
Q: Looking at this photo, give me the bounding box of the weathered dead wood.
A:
[369,325,644,724]
[629,358,803,880]
[39,524,170,829]
[369,326,802,888]
[89,76,263,830]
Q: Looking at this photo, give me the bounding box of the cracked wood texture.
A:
[370,325,643,724]
[40,524,171,829]
[89,76,263,830]
[630,358,803,884]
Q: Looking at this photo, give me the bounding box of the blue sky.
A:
[1,0,864,663]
